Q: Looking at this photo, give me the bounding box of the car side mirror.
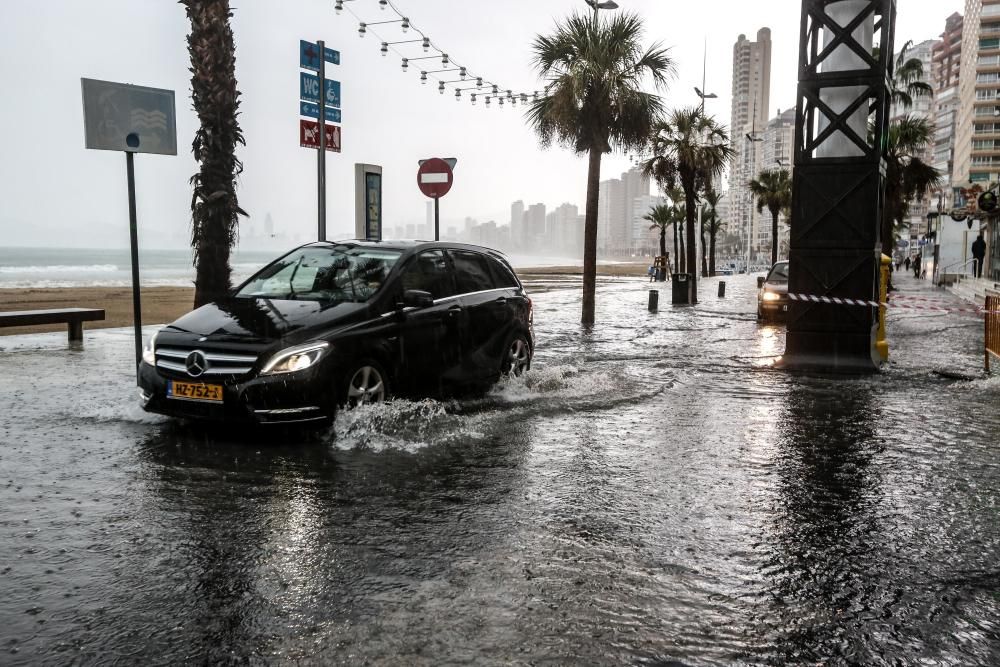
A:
[757,276,766,289]
[403,289,434,308]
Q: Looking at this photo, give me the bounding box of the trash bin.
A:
[671,272,692,304]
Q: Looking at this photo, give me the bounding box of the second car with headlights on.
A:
[757,260,790,322]
[138,241,534,425]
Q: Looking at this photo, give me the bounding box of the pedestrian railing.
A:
[936,257,979,285]
[987,290,1000,374]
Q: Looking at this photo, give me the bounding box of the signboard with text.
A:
[299,101,342,124]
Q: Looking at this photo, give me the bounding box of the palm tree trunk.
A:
[771,209,779,265]
[659,226,667,259]
[709,228,717,276]
[581,147,602,326]
[685,186,698,303]
[672,222,679,274]
[700,213,708,277]
[184,0,244,308]
[678,223,685,273]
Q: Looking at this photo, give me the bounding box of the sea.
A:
[0,247,588,290]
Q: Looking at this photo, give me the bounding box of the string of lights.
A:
[335,0,543,108]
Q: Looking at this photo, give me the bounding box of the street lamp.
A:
[694,87,717,113]
[584,0,619,20]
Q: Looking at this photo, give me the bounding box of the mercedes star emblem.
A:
[185,350,209,378]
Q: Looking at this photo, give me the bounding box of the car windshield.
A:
[236,245,401,303]
[767,262,789,283]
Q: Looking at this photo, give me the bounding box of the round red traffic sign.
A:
[417,158,453,199]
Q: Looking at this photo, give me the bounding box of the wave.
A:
[0,264,118,274]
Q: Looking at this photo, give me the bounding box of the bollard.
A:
[648,289,659,312]
[718,281,726,298]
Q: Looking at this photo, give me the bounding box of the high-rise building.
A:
[598,177,624,252]
[932,12,964,207]
[631,194,666,255]
[620,167,650,247]
[729,28,773,264]
[510,200,525,249]
[752,107,796,259]
[954,0,1000,189]
[525,203,546,247]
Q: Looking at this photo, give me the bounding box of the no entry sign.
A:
[417,158,454,199]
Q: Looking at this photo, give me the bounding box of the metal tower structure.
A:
[781,0,896,373]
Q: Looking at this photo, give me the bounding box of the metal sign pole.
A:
[125,152,142,378]
[317,39,327,242]
[434,197,440,241]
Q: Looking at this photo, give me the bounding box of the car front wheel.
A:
[501,334,531,378]
[343,360,389,408]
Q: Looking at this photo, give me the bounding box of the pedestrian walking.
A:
[904,256,911,272]
[914,252,922,278]
[972,232,987,279]
[648,264,656,283]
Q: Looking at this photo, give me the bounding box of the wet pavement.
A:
[1,272,998,665]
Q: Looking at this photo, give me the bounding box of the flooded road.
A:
[1,273,998,664]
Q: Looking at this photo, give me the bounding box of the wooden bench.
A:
[0,308,106,342]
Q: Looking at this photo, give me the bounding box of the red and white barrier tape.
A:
[787,293,997,315]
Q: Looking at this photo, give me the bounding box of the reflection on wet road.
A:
[1,274,998,664]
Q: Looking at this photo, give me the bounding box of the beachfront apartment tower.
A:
[729,28,772,264]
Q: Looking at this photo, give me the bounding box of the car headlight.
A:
[260,341,329,375]
[762,291,781,302]
[142,332,158,365]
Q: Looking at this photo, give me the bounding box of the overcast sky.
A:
[0,0,963,250]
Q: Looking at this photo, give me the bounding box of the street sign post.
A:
[300,120,342,151]
[417,158,456,241]
[81,78,177,381]
[299,39,340,242]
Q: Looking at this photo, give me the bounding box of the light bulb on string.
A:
[380,42,388,56]
[420,71,427,84]
[378,0,387,9]
[486,96,491,107]
[441,53,449,66]
[401,58,408,71]
[476,78,483,88]
[335,0,343,14]
[471,93,477,105]
[455,89,461,101]
[358,23,366,37]
[492,85,498,95]
[401,17,409,32]
[422,37,430,52]
[438,81,445,94]
[459,67,467,80]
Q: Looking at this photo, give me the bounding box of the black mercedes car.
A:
[138,241,534,425]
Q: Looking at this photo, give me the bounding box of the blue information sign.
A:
[300,72,341,108]
[300,40,340,70]
[365,172,382,241]
[299,101,342,124]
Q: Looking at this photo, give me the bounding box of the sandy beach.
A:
[0,262,651,335]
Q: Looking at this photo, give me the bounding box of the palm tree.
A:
[891,40,934,110]
[644,204,673,261]
[701,188,722,276]
[748,169,792,265]
[642,108,734,303]
[527,12,673,325]
[882,116,941,257]
[182,0,247,308]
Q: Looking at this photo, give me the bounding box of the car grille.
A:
[155,345,260,378]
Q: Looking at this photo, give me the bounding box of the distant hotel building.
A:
[729,28,772,263]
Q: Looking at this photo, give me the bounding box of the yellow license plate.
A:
[168,381,223,402]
